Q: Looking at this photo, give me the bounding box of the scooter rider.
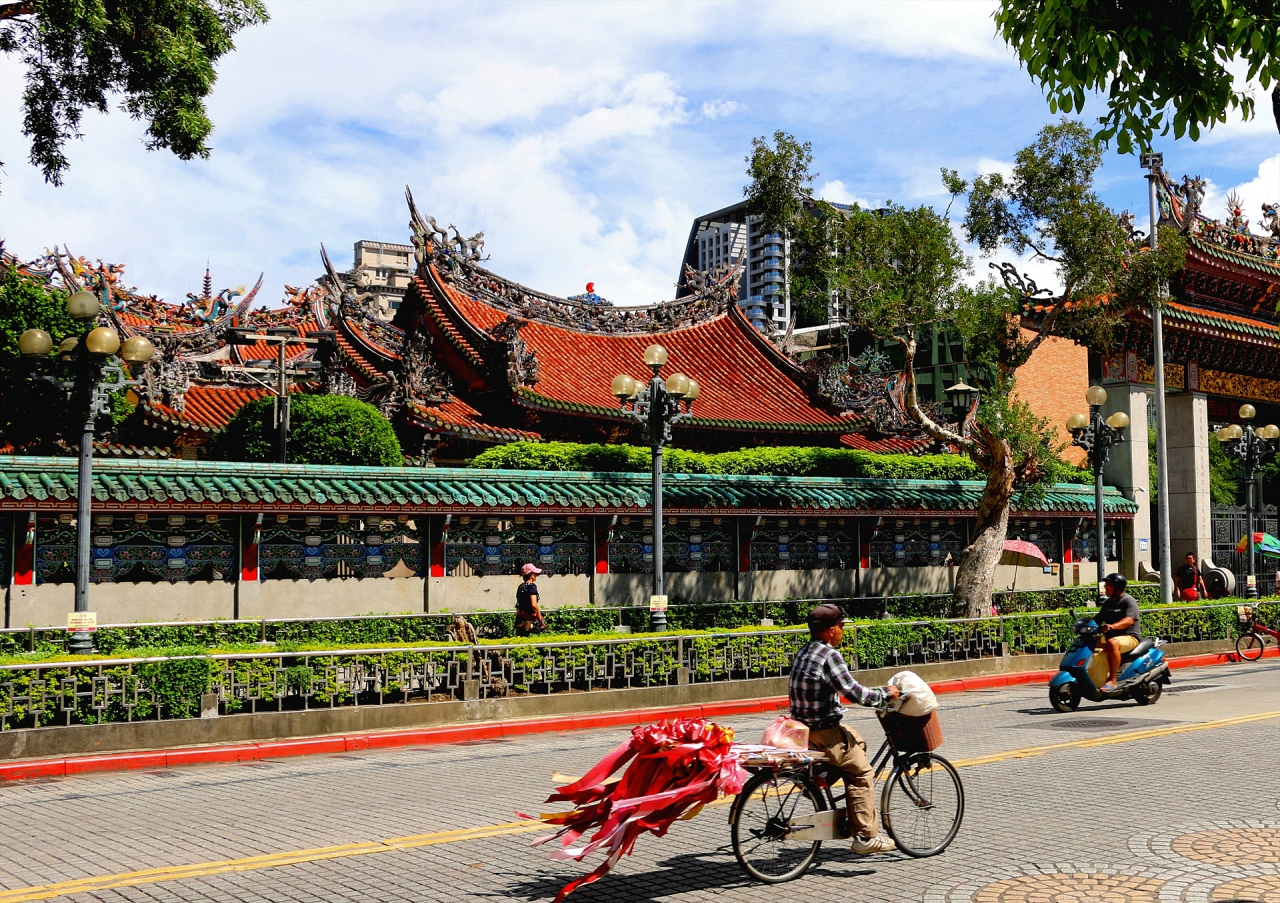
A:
[1093,573,1141,692]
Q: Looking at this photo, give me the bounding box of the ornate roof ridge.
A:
[1157,168,1280,271]
[405,186,744,335]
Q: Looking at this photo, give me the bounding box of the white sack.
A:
[888,670,938,716]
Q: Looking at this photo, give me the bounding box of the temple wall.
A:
[1013,331,1091,468]
[239,577,426,620]
[8,582,235,627]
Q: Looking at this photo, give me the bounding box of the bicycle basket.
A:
[879,710,944,753]
[1237,605,1255,625]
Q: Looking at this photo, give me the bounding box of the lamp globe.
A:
[1239,403,1257,421]
[85,326,120,356]
[1066,412,1090,432]
[642,344,669,369]
[666,372,691,398]
[17,329,53,358]
[1105,411,1130,430]
[66,290,101,322]
[57,336,80,358]
[120,335,155,363]
[1261,424,1280,441]
[684,377,701,401]
[1085,385,1108,406]
[610,374,637,400]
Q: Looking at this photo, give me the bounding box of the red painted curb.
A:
[0,645,1273,783]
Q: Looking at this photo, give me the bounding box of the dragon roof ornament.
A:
[1158,167,1280,263]
[405,185,744,335]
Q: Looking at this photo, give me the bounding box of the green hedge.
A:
[3,601,1273,730]
[469,441,986,480]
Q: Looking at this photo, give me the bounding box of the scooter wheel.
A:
[1135,681,1162,706]
[1050,682,1081,713]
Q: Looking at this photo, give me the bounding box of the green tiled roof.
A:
[0,456,1137,516]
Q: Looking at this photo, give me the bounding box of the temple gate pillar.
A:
[1165,392,1213,563]
[1100,385,1152,579]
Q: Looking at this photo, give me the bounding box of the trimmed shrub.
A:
[213,395,401,466]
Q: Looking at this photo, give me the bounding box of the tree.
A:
[830,121,1185,616]
[0,0,269,185]
[995,0,1280,153]
[213,395,403,467]
[744,132,832,327]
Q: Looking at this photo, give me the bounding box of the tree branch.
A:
[0,2,34,20]
[900,336,975,454]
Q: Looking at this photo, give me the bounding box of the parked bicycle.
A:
[1236,605,1280,661]
[727,708,964,883]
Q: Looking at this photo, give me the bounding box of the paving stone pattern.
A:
[0,662,1275,902]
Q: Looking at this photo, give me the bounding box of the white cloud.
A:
[975,157,1015,181]
[700,99,741,119]
[817,179,872,208]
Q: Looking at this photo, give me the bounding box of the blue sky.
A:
[1,0,1278,306]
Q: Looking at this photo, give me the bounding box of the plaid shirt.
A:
[788,639,887,729]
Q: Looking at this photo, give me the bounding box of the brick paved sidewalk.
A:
[0,660,1274,903]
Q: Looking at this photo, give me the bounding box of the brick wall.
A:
[1013,332,1089,467]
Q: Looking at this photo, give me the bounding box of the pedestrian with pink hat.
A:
[515,563,545,636]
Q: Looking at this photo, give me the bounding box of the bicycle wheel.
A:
[1236,631,1266,661]
[730,770,826,883]
[881,752,964,857]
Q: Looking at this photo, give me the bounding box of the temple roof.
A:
[0,456,1136,517]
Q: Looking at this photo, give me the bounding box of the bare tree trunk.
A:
[952,430,1016,618]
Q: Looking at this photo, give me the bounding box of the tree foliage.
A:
[466,441,1032,482]
[995,0,1280,152]
[213,395,402,467]
[0,0,269,185]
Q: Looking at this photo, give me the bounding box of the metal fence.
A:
[0,602,1253,731]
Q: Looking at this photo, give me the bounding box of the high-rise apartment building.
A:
[677,200,852,332]
[350,240,415,318]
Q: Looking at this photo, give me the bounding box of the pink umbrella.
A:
[1001,539,1050,567]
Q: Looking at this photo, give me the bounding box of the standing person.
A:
[1175,552,1209,601]
[515,563,544,636]
[788,603,900,855]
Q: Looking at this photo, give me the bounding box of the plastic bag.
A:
[888,670,938,716]
[761,715,810,750]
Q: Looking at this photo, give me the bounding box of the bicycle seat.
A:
[1120,638,1154,662]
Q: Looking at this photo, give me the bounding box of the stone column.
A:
[1101,385,1152,578]
[1165,392,1213,562]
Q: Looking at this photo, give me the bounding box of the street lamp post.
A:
[1067,385,1130,601]
[610,345,701,631]
[1141,151,1174,605]
[1216,405,1279,599]
[225,327,335,463]
[18,288,155,654]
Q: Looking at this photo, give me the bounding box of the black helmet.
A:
[1103,573,1127,592]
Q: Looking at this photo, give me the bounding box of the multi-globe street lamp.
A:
[18,289,155,654]
[610,344,702,632]
[1215,404,1279,599]
[1067,385,1130,600]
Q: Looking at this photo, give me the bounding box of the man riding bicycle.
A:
[789,603,900,854]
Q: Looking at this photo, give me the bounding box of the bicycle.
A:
[1236,605,1280,661]
[726,710,964,883]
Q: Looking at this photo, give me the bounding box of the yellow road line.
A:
[0,709,1275,903]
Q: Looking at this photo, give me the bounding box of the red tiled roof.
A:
[143,384,279,432]
[408,398,540,443]
[439,289,857,433]
[839,433,932,453]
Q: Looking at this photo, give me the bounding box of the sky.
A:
[1,0,1278,307]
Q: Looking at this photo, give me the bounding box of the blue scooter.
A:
[1048,611,1170,712]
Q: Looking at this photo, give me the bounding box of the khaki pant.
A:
[808,724,876,838]
[1088,634,1140,687]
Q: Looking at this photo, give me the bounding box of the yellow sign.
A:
[67,612,97,633]
[648,595,669,612]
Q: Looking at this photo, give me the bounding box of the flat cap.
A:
[807,603,845,631]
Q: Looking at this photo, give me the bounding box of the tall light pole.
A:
[18,288,155,654]
[1140,151,1173,604]
[1068,385,1130,600]
[1216,405,1279,599]
[225,327,335,463]
[610,344,701,631]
